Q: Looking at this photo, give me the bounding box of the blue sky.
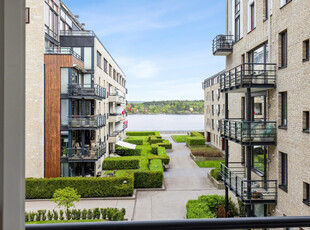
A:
[63,0,226,101]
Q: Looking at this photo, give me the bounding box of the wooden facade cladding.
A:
[44,54,84,178]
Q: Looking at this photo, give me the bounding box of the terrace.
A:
[68,114,106,130]
[212,35,234,56]
[68,83,106,99]
[64,142,106,162]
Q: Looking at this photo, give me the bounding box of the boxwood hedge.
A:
[186,137,205,146]
[25,176,134,199]
[103,157,140,170]
[126,131,158,136]
[123,139,143,145]
[115,147,141,156]
[158,142,172,149]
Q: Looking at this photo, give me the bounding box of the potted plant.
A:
[62,146,68,157]
[252,191,263,199]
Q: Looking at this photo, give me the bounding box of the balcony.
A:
[220,163,277,204]
[68,83,106,99]
[68,114,106,130]
[212,35,234,56]
[65,142,106,162]
[60,30,95,37]
[108,132,120,143]
[45,47,82,61]
[109,113,125,123]
[219,119,276,145]
[108,93,126,104]
[220,63,277,93]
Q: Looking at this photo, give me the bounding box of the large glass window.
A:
[303,182,310,206]
[280,31,287,68]
[252,146,267,175]
[84,74,92,87]
[61,99,69,125]
[60,163,69,177]
[84,47,93,69]
[61,68,69,93]
[280,92,287,127]
[73,47,81,57]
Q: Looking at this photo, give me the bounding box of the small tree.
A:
[51,187,81,216]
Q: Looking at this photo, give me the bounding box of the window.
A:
[280,152,288,192]
[254,103,262,115]
[264,0,269,19]
[280,31,287,68]
[212,90,214,101]
[212,105,214,115]
[212,119,214,130]
[60,68,69,94]
[280,92,287,128]
[280,0,292,8]
[217,89,220,100]
[96,51,102,68]
[61,99,69,125]
[25,8,30,23]
[250,3,255,31]
[235,0,240,41]
[84,47,93,69]
[252,146,267,175]
[104,58,108,73]
[109,64,112,76]
[241,146,245,165]
[113,69,116,80]
[303,182,310,206]
[303,40,309,61]
[218,105,220,116]
[302,111,309,133]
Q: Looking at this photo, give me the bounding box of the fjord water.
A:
[126,114,204,131]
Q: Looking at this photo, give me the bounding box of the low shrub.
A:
[196,161,224,168]
[115,147,141,156]
[103,157,140,170]
[186,195,238,219]
[186,200,217,219]
[171,135,189,143]
[126,131,156,136]
[53,210,58,220]
[190,131,204,137]
[210,168,221,181]
[93,208,100,219]
[134,170,163,188]
[151,144,159,154]
[186,137,205,146]
[149,136,164,144]
[81,209,87,220]
[149,159,164,171]
[26,176,134,199]
[158,142,172,149]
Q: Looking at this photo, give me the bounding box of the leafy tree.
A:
[51,187,81,216]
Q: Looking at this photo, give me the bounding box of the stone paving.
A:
[25,133,223,221]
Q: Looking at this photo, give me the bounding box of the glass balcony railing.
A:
[220,163,277,204]
[60,30,95,36]
[65,142,106,161]
[220,63,277,92]
[220,119,276,145]
[45,47,82,61]
[68,114,106,129]
[45,26,58,40]
[68,83,106,99]
[212,35,234,56]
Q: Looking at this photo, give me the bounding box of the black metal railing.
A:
[219,119,276,145]
[68,83,106,99]
[60,30,95,36]
[45,47,82,61]
[220,63,277,91]
[25,216,310,230]
[68,114,106,129]
[220,163,277,204]
[45,26,58,40]
[63,142,106,161]
[212,34,234,55]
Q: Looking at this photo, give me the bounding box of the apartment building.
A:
[205,0,310,218]
[202,71,226,151]
[26,0,127,178]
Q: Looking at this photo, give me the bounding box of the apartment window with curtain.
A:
[303,39,309,61]
[280,152,288,192]
[280,92,287,128]
[280,31,287,68]
[250,2,255,31]
[235,0,240,41]
[302,111,309,133]
[96,51,102,68]
[303,182,310,206]
[109,64,112,77]
[104,58,108,73]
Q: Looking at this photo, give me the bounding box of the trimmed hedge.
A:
[186,200,216,219]
[190,147,222,157]
[149,136,164,144]
[103,157,140,170]
[210,168,221,181]
[126,131,156,136]
[134,159,164,188]
[25,176,134,199]
[158,142,172,149]
[123,139,143,145]
[186,137,205,146]
[151,144,159,154]
[149,159,164,172]
[115,147,141,156]
[190,131,204,137]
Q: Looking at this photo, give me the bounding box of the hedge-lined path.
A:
[132,134,224,220]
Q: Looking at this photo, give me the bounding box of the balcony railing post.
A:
[229,171,232,189]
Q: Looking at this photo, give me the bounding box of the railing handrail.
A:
[45,47,82,60]
[25,216,310,230]
[60,30,95,36]
[68,114,105,119]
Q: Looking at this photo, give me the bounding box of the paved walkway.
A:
[25,134,223,221]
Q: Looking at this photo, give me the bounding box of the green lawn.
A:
[26,219,107,224]
[195,160,224,168]
[171,135,190,142]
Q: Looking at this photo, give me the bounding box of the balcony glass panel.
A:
[68,83,106,99]
[66,142,106,161]
[68,114,106,129]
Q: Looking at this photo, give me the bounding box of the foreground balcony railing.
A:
[25,216,310,230]
[60,30,95,36]
[64,142,106,162]
[45,47,82,61]
[68,114,106,129]
[220,63,277,92]
[220,119,276,145]
[68,83,106,99]
[220,163,277,204]
[212,35,234,56]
